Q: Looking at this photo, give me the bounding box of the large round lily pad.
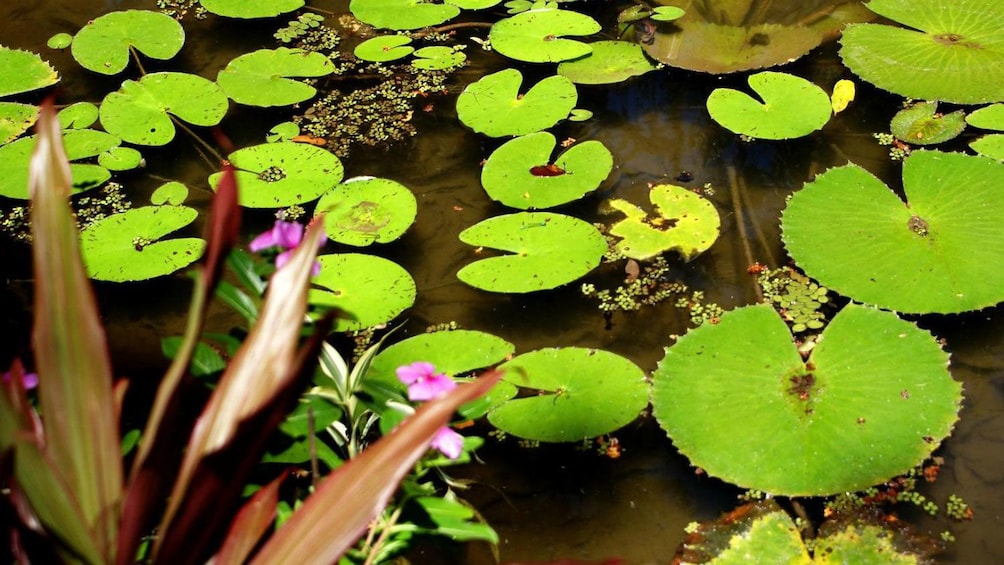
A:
[200,0,305,18]
[557,40,657,85]
[652,303,961,496]
[489,9,601,63]
[216,48,335,107]
[707,71,832,140]
[607,183,721,261]
[487,347,649,442]
[0,47,58,96]
[309,253,417,332]
[481,132,613,209]
[781,150,1004,313]
[98,72,229,146]
[314,176,417,246]
[209,142,344,208]
[80,206,205,282]
[839,0,1004,104]
[71,10,184,75]
[350,0,460,31]
[456,69,577,137]
[0,102,37,143]
[0,128,120,199]
[457,212,607,293]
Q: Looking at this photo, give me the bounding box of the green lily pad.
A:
[0,128,119,199]
[652,303,961,496]
[151,181,189,205]
[890,101,965,145]
[556,40,657,85]
[266,121,300,143]
[457,212,607,293]
[0,47,59,96]
[487,347,649,442]
[309,253,417,332]
[58,102,99,129]
[0,102,37,143]
[47,33,73,50]
[707,71,832,139]
[651,6,685,22]
[70,10,184,75]
[314,176,417,246]
[446,0,503,9]
[677,501,811,564]
[80,206,206,282]
[456,69,577,138]
[489,9,601,63]
[353,36,414,62]
[782,150,1004,313]
[966,103,1004,130]
[969,134,1004,160]
[607,183,721,261]
[217,48,335,107]
[98,147,144,171]
[200,0,305,18]
[840,0,1004,104]
[411,46,466,70]
[209,142,344,208]
[349,0,460,31]
[98,72,228,146]
[481,132,613,209]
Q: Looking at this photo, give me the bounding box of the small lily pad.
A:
[969,134,1004,160]
[488,347,649,442]
[0,47,59,96]
[556,40,657,85]
[266,121,300,143]
[80,206,205,282]
[70,10,184,75]
[58,102,99,129]
[99,72,229,146]
[890,101,965,145]
[47,33,73,50]
[446,0,503,9]
[350,0,460,31]
[151,181,189,205]
[456,69,577,137]
[782,150,1004,313]
[200,0,305,18]
[314,176,417,246]
[354,36,414,62]
[966,104,1004,159]
[457,212,607,293]
[0,129,119,199]
[489,9,601,63]
[217,48,335,107]
[209,142,344,208]
[309,253,417,332]
[481,132,613,209]
[651,6,685,22]
[98,147,144,171]
[652,303,961,496]
[0,102,37,143]
[607,184,721,261]
[707,71,832,139]
[411,46,466,70]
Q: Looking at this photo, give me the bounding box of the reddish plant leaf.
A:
[530,163,566,177]
[213,472,286,565]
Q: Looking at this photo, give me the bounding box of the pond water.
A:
[2,1,1004,563]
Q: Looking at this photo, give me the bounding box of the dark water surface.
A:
[2,1,1004,563]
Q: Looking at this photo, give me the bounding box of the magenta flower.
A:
[396,361,457,401]
[2,370,38,390]
[249,219,326,275]
[431,426,465,459]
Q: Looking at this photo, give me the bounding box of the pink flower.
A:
[249,219,326,275]
[396,361,457,401]
[2,370,38,390]
[431,426,465,459]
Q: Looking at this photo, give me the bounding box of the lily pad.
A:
[707,71,832,139]
[446,0,503,9]
[652,303,961,496]
[368,330,515,384]
[80,206,205,282]
[349,0,460,31]
[0,102,37,143]
[217,48,335,107]
[781,150,1004,313]
[354,36,414,62]
[607,183,721,261]
[411,46,466,70]
[266,121,300,143]
[200,0,305,18]
[209,142,344,208]
[70,10,184,75]
[966,104,1004,160]
[151,181,189,205]
[556,40,657,85]
[840,0,1004,104]
[99,72,229,146]
[456,69,577,138]
[58,102,99,129]
[489,9,601,63]
[0,129,119,199]
[481,132,613,209]
[314,176,417,246]
[0,47,59,96]
[487,347,649,442]
[98,147,144,171]
[457,212,607,293]
[308,253,417,332]
[676,501,810,564]
[47,33,73,50]
[969,134,1004,161]
[890,101,965,145]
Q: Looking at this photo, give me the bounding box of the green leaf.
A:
[966,103,1004,130]
[890,101,965,145]
[47,33,73,49]
[161,337,227,377]
[309,253,417,332]
[209,142,344,208]
[969,133,1004,160]
[411,46,465,70]
[314,177,417,246]
[353,36,414,62]
[217,48,335,107]
[457,212,607,292]
[98,146,144,171]
[70,10,184,75]
[489,9,601,63]
[456,69,577,137]
[0,129,119,199]
[151,181,189,205]
[200,0,305,18]
[707,71,832,139]
[58,102,99,129]
[446,0,503,9]
[349,0,460,31]
[410,495,498,543]
[267,121,300,143]
[0,46,59,96]
[676,501,811,564]
[607,183,721,261]
[556,40,657,85]
[651,6,685,22]
[0,102,37,144]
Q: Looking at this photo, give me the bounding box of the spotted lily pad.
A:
[209,142,344,208]
[781,150,1004,313]
[481,132,613,209]
[890,101,965,145]
[0,102,37,143]
[0,47,58,96]
[489,9,601,63]
[217,48,335,107]
[457,212,607,293]
[456,69,577,137]
[652,303,961,496]
[354,35,414,62]
[707,71,832,139]
[70,10,184,75]
[556,40,657,85]
[349,0,460,31]
[840,0,1004,104]
[98,72,228,146]
[80,206,205,282]
[607,183,721,261]
[309,253,417,332]
[966,103,1004,160]
[200,0,305,18]
[488,347,649,442]
[314,176,417,246]
[0,129,120,199]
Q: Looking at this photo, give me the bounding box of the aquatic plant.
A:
[488,8,601,63]
[309,253,417,332]
[556,40,658,85]
[706,71,834,140]
[70,10,185,75]
[966,103,1004,160]
[456,68,578,137]
[208,142,345,208]
[314,176,418,246]
[217,47,335,107]
[606,183,721,261]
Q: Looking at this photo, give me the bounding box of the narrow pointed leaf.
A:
[214,473,285,565]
